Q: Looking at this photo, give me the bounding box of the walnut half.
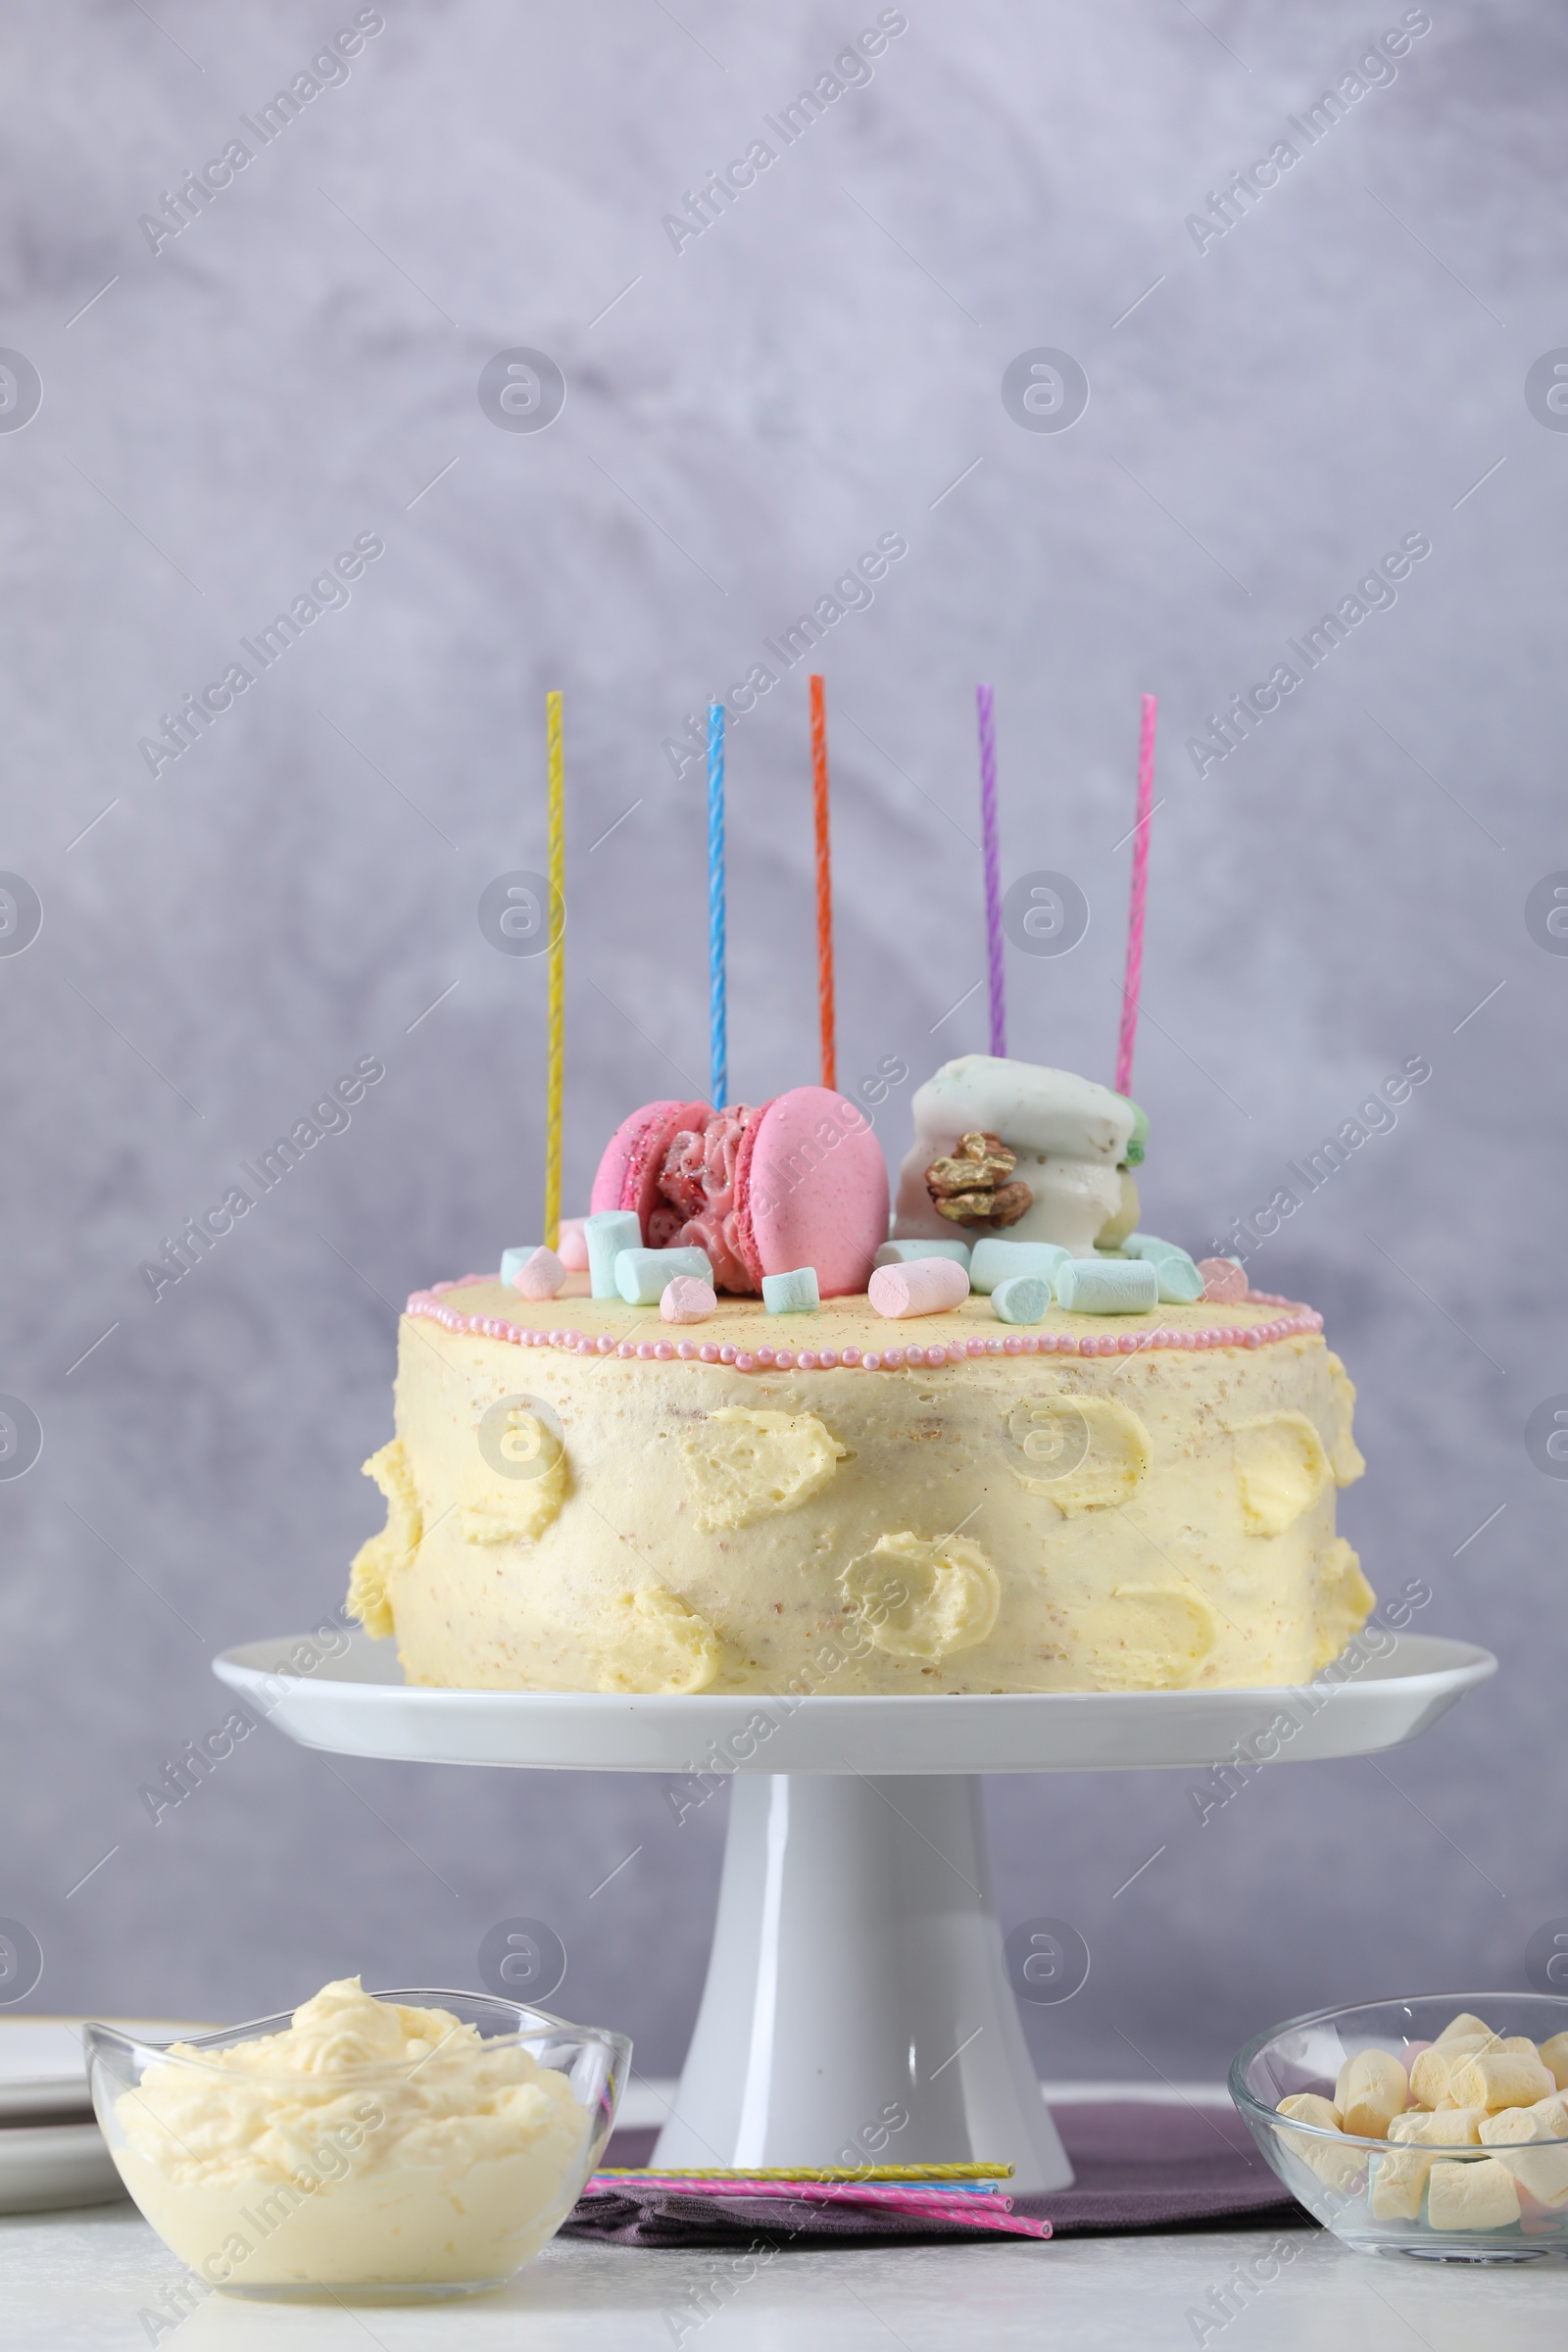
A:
[925,1132,1033,1229]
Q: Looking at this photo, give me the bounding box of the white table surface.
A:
[11,2082,1568,2349]
[7,2200,1568,2352]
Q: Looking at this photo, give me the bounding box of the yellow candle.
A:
[545,690,564,1251]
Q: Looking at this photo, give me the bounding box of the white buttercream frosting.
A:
[110,1978,590,2290]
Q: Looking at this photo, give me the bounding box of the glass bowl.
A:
[85,1989,629,2302]
[1231,1994,1568,2263]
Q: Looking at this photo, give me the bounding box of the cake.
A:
[346,1055,1373,1695]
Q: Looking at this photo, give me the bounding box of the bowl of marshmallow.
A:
[1231,1995,1568,2261]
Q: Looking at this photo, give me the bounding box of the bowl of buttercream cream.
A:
[85,1977,628,2301]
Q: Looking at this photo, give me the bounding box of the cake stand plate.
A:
[214,1632,1491,1774]
[215,1634,1494,2192]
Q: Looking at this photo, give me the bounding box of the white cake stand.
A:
[215,1633,1494,2193]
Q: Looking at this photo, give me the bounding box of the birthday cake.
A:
[345,1057,1372,1695]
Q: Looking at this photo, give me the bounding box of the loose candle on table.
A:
[544,689,565,1251]
[975,684,1005,1057]
[708,701,726,1109]
[1113,693,1157,1101]
[808,673,836,1091]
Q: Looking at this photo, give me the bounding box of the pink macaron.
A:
[590,1086,888,1297]
[591,1100,710,1242]
[736,1087,888,1297]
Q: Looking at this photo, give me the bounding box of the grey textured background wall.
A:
[1,0,1562,2082]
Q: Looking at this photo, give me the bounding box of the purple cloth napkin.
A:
[563,2103,1309,2247]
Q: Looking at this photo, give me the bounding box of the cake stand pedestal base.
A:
[213,1631,1496,2200]
[654,1773,1071,2190]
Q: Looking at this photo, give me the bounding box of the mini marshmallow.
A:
[761,1266,821,1314]
[1275,2093,1364,2192]
[1335,2047,1409,2140]
[1054,1257,1158,1315]
[968,1238,1070,1296]
[1480,2092,1568,2144]
[991,1274,1051,1325]
[1436,2013,1495,2046]
[1425,2155,1521,2231]
[1480,2095,1568,2208]
[1446,2051,1555,2114]
[1540,2033,1568,2090]
[1411,2043,1488,2109]
[585,1210,642,1299]
[615,1246,712,1305]
[1278,2091,1341,2132]
[1198,1256,1249,1303]
[1148,1250,1204,1303]
[1369,2148,1433,2222]
[874,1239,971,1272]
[1389,2107,1485,2146]
[501,1245,565,1300]
[1118,1236,1205,1301]
[868,1256,971,1319]
[661,1275,716,1325]
[558,1216,590,1272]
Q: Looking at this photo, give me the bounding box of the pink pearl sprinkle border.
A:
[407,1278,1324,1368]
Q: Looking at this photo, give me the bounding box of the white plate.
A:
[213,1631,1495,1775]
[0,2018,212,2210]
[0,2121,124,2214]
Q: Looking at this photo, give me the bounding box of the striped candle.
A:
[808,674,836,1091]
[544,689,564,1250]
[976,684,1005,1057]
[584,2175,1049,2238]
[1113,693,1158,1100]
[707,701,726,1109]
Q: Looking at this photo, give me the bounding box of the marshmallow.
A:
[615,1246,713,1305]
[558,1216,590,1272]
[868,1256,971,1319]
[661,1275,716,1325]
[1197,1256,1249,1304]
[1540,2033,1568,2091]
[762,1267,821,1314]
[1446,2051,1555,2114]
[874,1239,971,1272]
[585,1210,642,1299]
[1278,2092,1341,2131]
[1334,2048,1409,2140]
[1480,2095,1568,2207]
[1389,2108,1485,2146]
[1275,2093,1364,2192]
[1154,1257,1204,1305]
[501,1245,564,1300]
[968,1238,1069,1296]
[1369,2148,1433,2222]
[1411,2042,1488,2109]
[1121,1238,1205,1303]
[1123,1233,1185,1264]
[1425,2156,1521,2231]
[1054,1257,1158,1315]
[991,1274,1051,1326]
[1436,2014,1495,2046]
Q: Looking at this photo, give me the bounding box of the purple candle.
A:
[976,683,1005,1057]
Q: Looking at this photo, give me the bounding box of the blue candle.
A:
[708,702,726,1109]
